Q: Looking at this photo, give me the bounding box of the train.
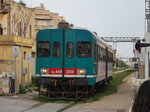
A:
[35,22,114,100]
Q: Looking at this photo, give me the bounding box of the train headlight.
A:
[78,69,86,75]
[41,68,48,74]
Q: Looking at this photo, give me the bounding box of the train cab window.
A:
[77,42,91,57]
[53,42,60,58]
[37,41,50,57]
[66,42,74,58]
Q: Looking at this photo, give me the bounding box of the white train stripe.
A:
[36,74,96,78]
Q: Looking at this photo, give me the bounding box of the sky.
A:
[14,0,145,58]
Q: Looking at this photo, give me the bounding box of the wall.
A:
[0,35,33,93]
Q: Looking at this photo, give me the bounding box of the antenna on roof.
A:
[40,3,44,7]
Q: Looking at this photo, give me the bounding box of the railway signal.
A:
[135,40,150,53]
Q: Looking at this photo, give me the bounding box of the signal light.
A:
[135,40,141,53]
[135,40,150,53]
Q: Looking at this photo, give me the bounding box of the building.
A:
[0,0,65,93]
[0,0,34,92]
[0,35,33,93]
[34,6,65,37]
[140,33,150,79]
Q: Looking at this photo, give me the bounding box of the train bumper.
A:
[35,77,88,86]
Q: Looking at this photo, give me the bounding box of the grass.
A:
[32,69,134,104]
[113,67,127,72]
[81,69,134,103]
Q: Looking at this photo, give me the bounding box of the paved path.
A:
[0,96,68,112]
[64,73,135,112]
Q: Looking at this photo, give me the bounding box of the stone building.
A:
[0,0,35,37]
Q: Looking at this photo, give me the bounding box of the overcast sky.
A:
[14,0,145,58]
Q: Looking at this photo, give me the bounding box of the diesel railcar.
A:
[35,22,114,100]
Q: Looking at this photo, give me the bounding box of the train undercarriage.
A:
[36,77,111,100]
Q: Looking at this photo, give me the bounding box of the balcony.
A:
[0,4,10,14]
[0,35,33,47]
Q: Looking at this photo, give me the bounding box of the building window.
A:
[0,24,3,35]
[0,0,4,10]
[13,14,15,35]
[18,22,22,36]
[47,21,51,26]
[29,25,32,38]
[24,51,26,60]
[32,52,36,58]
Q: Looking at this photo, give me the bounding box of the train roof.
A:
[71,27,113,51]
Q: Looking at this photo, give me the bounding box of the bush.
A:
[19,85,27,94]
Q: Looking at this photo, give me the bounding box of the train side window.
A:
[100,47,103,61]
[37,41,50,57]
[66,42,74,58]
[53,42,60,58]
[98,46,101,61]
[94,44,97,60]
[101,48,105,61]
[103,48,106,61]
[77,42,91,57]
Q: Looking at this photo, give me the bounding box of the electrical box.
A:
[22,68,27,75]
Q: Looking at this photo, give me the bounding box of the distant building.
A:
[34,6,65,35]
[126,58,137,68]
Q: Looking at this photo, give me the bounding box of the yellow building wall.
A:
[23,47,33,85]
[0,35,33,93]
[0,0,66,93]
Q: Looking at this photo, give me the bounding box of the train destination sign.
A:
[48,68,78,75]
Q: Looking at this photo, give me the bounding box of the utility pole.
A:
[145,0,150,32]
[18,3,25,88]
[144,0,150,78]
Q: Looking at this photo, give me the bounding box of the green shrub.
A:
[19,85,27,94]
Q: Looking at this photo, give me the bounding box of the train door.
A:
[50,29,76,77]
[50,29,63,75]
[64,30,76,76]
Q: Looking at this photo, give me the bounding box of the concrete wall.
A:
[139,61,145,79]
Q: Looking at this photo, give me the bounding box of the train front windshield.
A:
[37,41,50,57]
[77,42,91,57]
